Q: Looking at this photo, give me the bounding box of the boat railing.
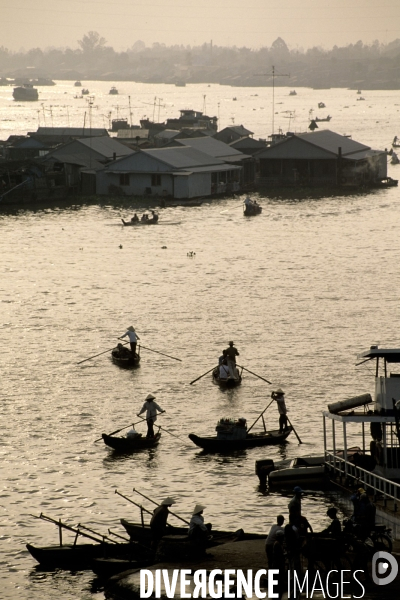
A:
[325,450,400,507]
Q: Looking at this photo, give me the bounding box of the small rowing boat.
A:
[121,217,158,226]
[243,203,262,216]
[102,431,161,452]
[120,519,264,545]
[212,366,242,388]
[111,346,140,368]
[188,426,292,452]
[26,541,138,570]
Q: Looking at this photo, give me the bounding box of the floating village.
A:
[2,80,400,600]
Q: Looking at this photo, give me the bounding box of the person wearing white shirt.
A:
[137,393,165,438]
[120,326,140,355]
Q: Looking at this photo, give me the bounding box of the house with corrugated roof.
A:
[43,136,134,194]
[165,136,256,187]
[256,130,388,188]
[96,145,242,199]
[213,125,254,144]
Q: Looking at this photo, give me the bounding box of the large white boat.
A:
[323,345,400,537]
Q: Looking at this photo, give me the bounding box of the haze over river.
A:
[1,82,400,599]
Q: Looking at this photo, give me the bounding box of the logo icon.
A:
[372,551,398,585]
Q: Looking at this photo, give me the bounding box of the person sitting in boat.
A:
[225,341,239,378]
[115,343,130,357]
[188,504,212,543]
[131,213,139,223]
[120,326,140,355]
[150,497,175,549]
[126,427,141,438]
[271,389,288,433]
[219,362,230,379]
[137,393,165,438]
[141,213,149,221]
[151,210,159,222]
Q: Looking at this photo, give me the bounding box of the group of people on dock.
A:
[264,485,377,597]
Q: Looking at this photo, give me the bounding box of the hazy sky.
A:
[2,0,399,52]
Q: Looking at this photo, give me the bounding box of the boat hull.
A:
[102,431,161,452]
[26,541,138,570]
[111,349,140,368]
[120,520,264,544]
[212,368,242,388]
[243,206,262,216]
[121,218,158,226]
[188,428,292,452]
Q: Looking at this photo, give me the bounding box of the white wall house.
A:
[96,146,242,199]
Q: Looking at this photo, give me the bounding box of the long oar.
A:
[247,400,274,434]
[132,488,190,525]
[133,490,188,525]
[77,341,129,365]
[115,490,153,516]
[237,364,272,385]
[190,365,218,385]
[134,416,190,445]
[287,416,302,444]
[139,345,182,362]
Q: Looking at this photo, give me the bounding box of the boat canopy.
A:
[358,346,400,363]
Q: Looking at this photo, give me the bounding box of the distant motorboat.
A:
[289,90,297,96]
[81,88,89,95]
[318,102,326,108]
[357,89,362,94]
[13,84,38,101]
[74,81,82,87]
[109,86,118,95]
[357,97,365,101]
[314,115,332,122]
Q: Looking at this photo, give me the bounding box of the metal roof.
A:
[295,130,370,156]
[77,136,134,157]
[257,130,375,160]
[35,127,109,137]
[142,146,226,168]
[175,137,246,160]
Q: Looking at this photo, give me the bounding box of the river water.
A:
[1,82,400,599]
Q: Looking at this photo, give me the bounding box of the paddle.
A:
[190,365,218,385]
[132,488,190,525]
[139,345,182,362]
[287,416,303,444]
[247,400,274,434]
[237,364,272,385]
[77,341,130,365]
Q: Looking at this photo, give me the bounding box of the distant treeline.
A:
[1,32,400,89]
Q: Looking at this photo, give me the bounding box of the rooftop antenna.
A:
[41,103,46,127]
[255,65,289,136]
[37,110,41,127]
[157,98,163,123]
[153,97,157,121]
[203,95,206,114]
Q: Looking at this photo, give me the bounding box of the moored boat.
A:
[13,84,38,101]
[102,431,161,452]
[111,345,140,367]
[314,115,332,122]
[26,541,138,570]
[212,366,242,388]
[120,519,264,545]
[109,86,119,95]
[255,455,327,487]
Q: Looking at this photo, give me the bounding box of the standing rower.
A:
[120,326,140,355]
